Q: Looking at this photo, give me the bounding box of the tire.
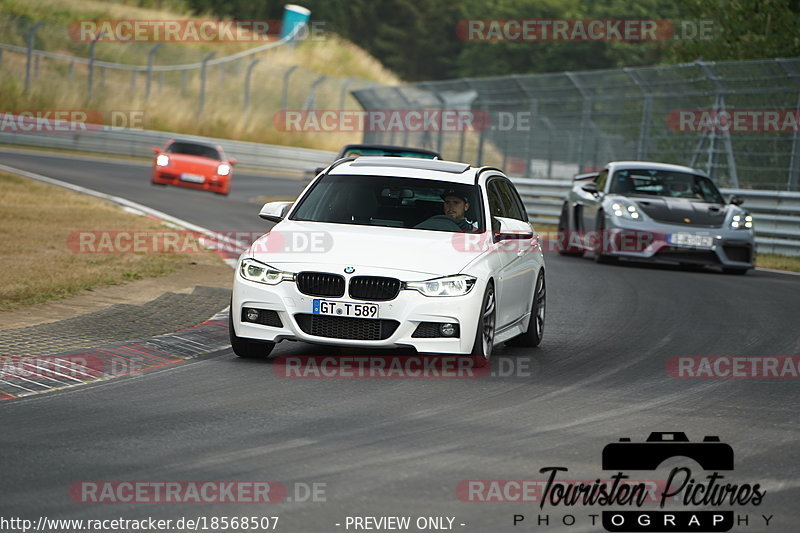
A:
[557,203,583,256]
[506,270,545,348]
[468,283,496,368]
[594,211,618,265]
[228,304,275,358]
[722,267,748,275]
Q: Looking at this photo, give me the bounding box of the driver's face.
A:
[443,196,469,219]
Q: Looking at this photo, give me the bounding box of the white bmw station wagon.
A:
[230,157,545,365]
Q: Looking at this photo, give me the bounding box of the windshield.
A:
[165,142,221,160]
[609,169,725,204]
[291,174,484,232]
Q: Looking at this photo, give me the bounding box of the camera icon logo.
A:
[602,432,734,471]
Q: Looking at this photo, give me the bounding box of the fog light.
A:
[245,308,260,322]
[440,323,456,337]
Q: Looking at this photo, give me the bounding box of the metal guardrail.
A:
[0,121,334,177]
[512,177,800,257]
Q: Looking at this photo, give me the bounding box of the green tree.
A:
[664,0,800,63]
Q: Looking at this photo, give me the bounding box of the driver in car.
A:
[441,189,476,231]
[668,181,703,199]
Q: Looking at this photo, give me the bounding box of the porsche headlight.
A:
[404,275,477,297]
[731,213,753,230]
[610,200,642,221]
[239,258,294,285]
[156,154,169,166]
[217,163,231,176]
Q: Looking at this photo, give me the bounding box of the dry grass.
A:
[755,253,800,273]
[0,172,213,310]
[0,0,402,152]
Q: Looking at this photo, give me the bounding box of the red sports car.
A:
[151,140,235,196]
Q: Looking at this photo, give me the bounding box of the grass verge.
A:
[0,171,215,310]
[755,253,800,273]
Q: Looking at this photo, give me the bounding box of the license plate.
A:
[313,299,379,318]
[180,173,205,183]
[668,233,713,248]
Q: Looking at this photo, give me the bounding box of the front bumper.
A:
[152,168,229,193]
[599,218,755,268]
[231,270,486,354]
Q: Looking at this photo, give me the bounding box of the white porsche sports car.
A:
[230,156,545,365]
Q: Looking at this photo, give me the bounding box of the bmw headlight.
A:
[156,154,169,166]
[404,275,477,297]
[730,213,753,230]
[610,200,642,221]
[217,163,231,176]
[239,258,294,285]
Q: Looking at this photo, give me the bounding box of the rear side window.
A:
[491,179,527,221]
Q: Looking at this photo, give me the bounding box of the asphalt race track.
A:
[0,149,798,532]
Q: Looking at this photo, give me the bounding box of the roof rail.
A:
[347,157,471,174]
[474,166,504,184]
[324,157,359,175]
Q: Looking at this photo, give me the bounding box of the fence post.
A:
[24,22,44,94]
[698,61,738,187]
[198,52,216,116]
[778,59,800,191]
[181,70,188,96]
[130,70,136,92]
[513,75,537,178]
[390,86,413,147]
[243,58,260,113]
[301,74,327,111]
[566,72,591,174]
[625,68,652,160]
[87,31,104,102]
[145,43,162,102]
[338,77,353,110]
[67,61,74,82]
[281,65,299,111]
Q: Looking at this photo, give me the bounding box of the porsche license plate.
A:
[313,299,379,318]
[180,173,205,183]
[668,233,713,248]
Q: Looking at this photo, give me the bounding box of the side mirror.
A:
[228,158,237,166]
[493,217,534,243]
[152,146,161,153]
[729,195,744,206]
[259,201,293,223]
[581,182,599,194]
